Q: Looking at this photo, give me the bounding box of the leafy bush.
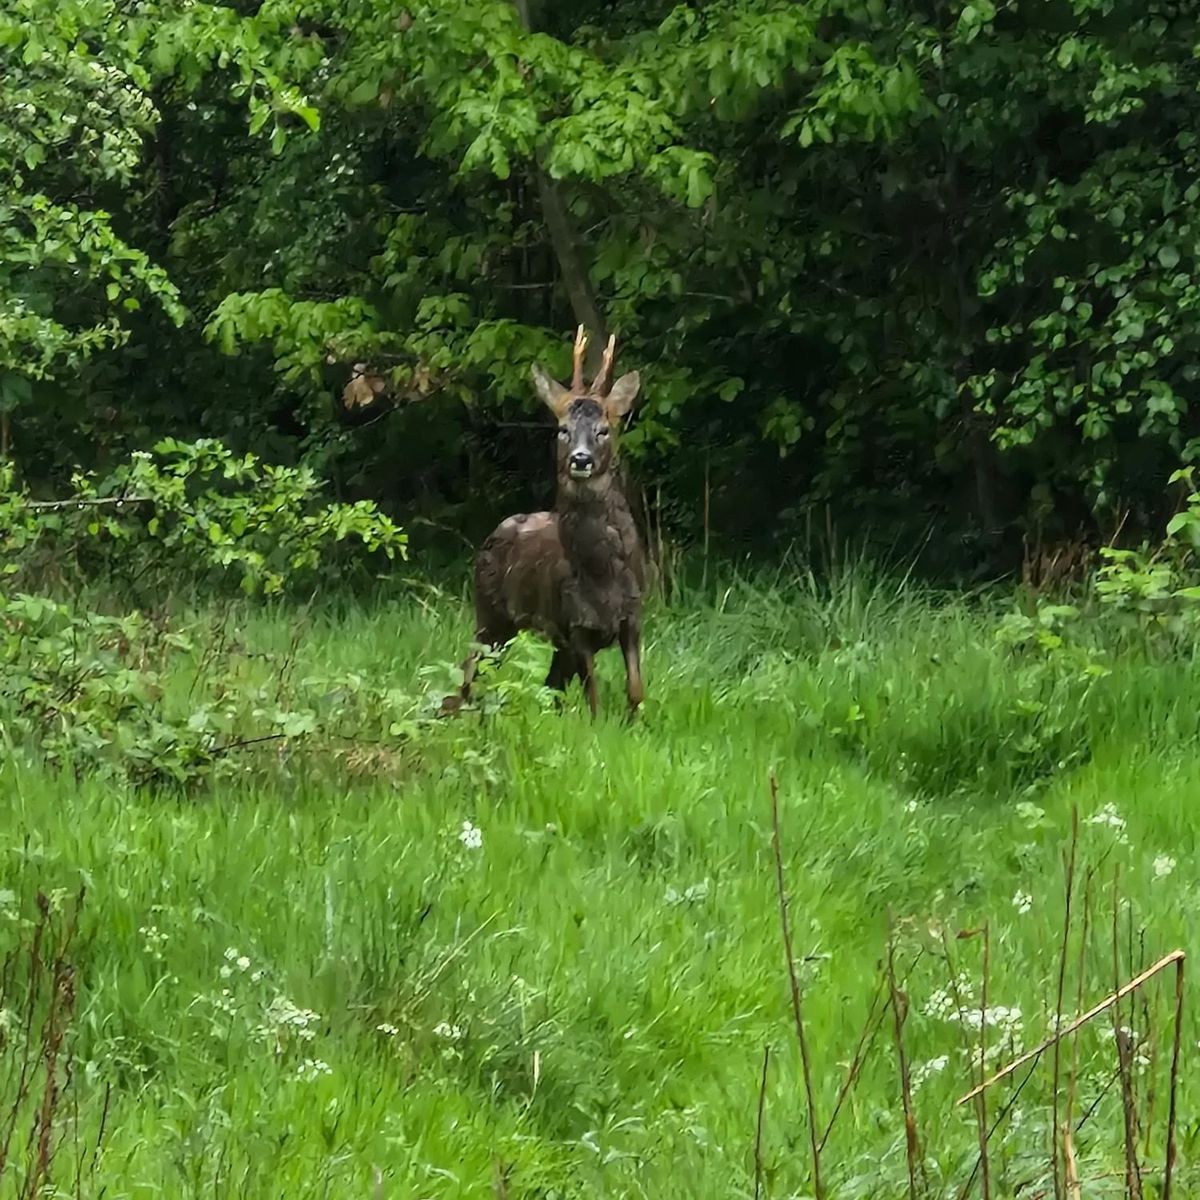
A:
[2,438,406,596]
[1096,467,1200,631]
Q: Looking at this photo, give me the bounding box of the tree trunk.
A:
[512,0,609,373]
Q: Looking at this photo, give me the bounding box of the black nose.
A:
[569,451,593,468]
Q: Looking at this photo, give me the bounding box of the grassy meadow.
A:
[1,566,1197,1198]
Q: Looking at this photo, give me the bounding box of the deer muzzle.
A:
[568,451,595,479]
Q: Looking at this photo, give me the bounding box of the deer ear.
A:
[604,370,640,420]
[531,363,570,418]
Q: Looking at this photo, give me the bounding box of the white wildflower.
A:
[236,956,251,972]
[912,1055,949,1091]
[224,947,240,961]
[1086,803,1129,843]
[1012,890,1033,915]
[376,1023,399,1036]
[1153,855,1176,878]
[459,821,483,851]
[139,925,167,956]
[255,995,321,1045]
[433,1021,463,1042]
[665,879,710,905]
[904,799,919,814]
[295,1058,332,1082]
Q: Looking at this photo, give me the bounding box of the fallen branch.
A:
[957,951,1185,1106]
[24,496,154,511]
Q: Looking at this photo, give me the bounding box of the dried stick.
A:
[886,913,923,1200]
[769,772,823,1200]
[1051,806,1079,1199]
[1062,1122,1081,1200]
[754,1045,770,1200]
[957,951,1186,1105]
[1111,869,1143,1200]
[1065,868,1094,1139]
[1163,956,1184,1200]
[978,922,991,1200]
[25,496,154,511]
[957,1060,1043,1200]
[941,930,989,1200]
[819,974,892,1154]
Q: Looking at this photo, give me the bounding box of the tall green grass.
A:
[1,566,1196,1197]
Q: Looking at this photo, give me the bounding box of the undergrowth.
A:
[0,563,1197,1196]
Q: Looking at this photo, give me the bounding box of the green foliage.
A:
[4,0,1200,555]
[1095,467,1200,628]
[0,0,186,385]
[2,439,407,596]
[2,576,1200,1193]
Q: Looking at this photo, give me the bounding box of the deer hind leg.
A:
[619,617,644,719]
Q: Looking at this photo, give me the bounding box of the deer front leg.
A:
[544,648,579,709]
[619,618,644,718]
[577,653,599,718]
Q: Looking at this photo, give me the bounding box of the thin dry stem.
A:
[1111,869,1144,1200]
[754,1044,770,1200]
[979,923,991,1200]
[1062,1123,1081,1200]
[769,772,823,1200]
[886,913,923,1200]
[1051,806,1079,1199]
[819,975,891,1154]
[1065,868,1094,1139]
[957,951,1185,1106]
[1163,958,1184,1200]
[941,930,989,1200]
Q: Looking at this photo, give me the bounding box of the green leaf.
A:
[348,78,378,106]
[294,105,320,132]
[1158,245,1181,269]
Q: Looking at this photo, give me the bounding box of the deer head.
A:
[531,326,640,487]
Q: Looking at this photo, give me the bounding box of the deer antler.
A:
[571,324,588,392]
[591,334,616,396]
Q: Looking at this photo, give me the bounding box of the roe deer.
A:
[454,326,645,718]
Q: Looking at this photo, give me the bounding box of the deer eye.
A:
[597,426,610,439]
[557,428,569,441]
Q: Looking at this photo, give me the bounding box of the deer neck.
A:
[555,473,630,574]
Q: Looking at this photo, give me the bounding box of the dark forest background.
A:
[4,0,1198,578]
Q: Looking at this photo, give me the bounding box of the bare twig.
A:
[24,496,154,512]
[1163,956,1185,1200]
[887,913,922,1200]
[769,772,823,1200]
[957,1056,1043,1200]
[209,732,288,756]
[981,922,992,1199]
[1112,869,1143,1200]
[1062,1122,1081,1200]
[1065,868,1094,1140]
[754,1045,770,1200]
[957,951,1186,1106]
[819,974,893,1154]
[1052,806,1079,1199]
[942,930,989,1200]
